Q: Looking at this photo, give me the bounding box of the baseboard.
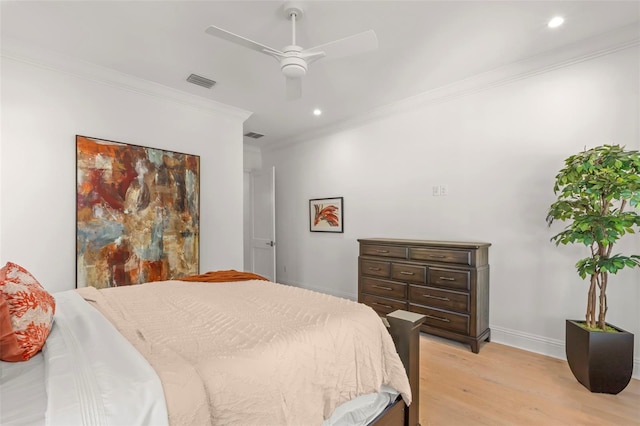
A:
[491,325,640,380]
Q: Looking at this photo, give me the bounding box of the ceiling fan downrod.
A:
[281,3,307,78]
[290,11,297,45]
[284,2,304,45]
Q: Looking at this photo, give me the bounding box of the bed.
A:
[1,266,424,426]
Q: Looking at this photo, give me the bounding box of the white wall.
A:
[243,145,262,171]
[262,44,640,374]
[1,45,250,293]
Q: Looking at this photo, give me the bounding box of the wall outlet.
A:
[440,184,448,196]
[432,185,440,196]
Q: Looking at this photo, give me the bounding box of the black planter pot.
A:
[565,319,634,394]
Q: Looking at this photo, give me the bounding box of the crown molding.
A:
[1,37,253,122]
[267,23,640,152]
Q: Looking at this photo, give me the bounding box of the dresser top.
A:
[357,238,491,249]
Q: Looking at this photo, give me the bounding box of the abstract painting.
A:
[309,197,343,233]
[76,135,200,288]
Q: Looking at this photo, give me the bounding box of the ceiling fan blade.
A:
[300,50,326,65]
[302,29,378,61]
[286,77,302,100]
[205,25,282,56]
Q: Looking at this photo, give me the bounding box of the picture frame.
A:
[76,135,200,288]
[309,197,344,233]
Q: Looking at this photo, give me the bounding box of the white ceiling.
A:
[2,1,639,148]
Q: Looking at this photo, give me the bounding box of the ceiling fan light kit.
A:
[205,1,378,100]
[280,46,308,78]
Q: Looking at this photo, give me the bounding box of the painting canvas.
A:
[76,135,200,288]
[309,197,343,233]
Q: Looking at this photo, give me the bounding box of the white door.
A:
[250,166,276,281]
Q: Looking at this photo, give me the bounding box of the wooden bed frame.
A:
[370,310,426,426]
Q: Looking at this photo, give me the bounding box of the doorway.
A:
[243,166,276,281]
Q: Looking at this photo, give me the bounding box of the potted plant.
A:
[546,144,640,394]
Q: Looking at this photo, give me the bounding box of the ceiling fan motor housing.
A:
[280,45,307,78]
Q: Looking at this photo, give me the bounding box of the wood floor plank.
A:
[419,334,640,426]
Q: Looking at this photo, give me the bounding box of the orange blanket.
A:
[177,270,269,283]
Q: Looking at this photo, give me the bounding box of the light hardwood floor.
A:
[419,334,640,426]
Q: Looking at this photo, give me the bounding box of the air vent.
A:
[186,74,216,89]
[244,132,264,139]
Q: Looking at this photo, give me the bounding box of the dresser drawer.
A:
[409,304,470,335]
[360,259,391,278]
[409,248,471,266]
[361,277,407,299]
[428,268,470,291]
[360,244,407,259]
[391,263,426,284]
[362,294,408,316]
[409,285,469,312]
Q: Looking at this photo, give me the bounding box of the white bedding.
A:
[1,359,396,426]
[0,352,46,426]
[324,385,399,426]
[1,285,406,426]
[0,290,168,426]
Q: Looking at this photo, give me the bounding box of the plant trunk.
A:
[587,275,597,329]
[598,271,608,330]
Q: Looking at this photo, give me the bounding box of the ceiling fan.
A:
[205,2,378,100]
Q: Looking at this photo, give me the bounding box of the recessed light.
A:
[313,108,322,116]
[548,16,565,29]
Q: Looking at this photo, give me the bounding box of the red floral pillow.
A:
[0,262,56,362]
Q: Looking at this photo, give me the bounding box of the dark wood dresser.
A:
[358,238,491,353]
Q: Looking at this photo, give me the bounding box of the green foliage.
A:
[546,144,640,330]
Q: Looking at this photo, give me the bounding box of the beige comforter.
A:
[76,280,410,426]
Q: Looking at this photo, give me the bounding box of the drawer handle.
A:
[399,271,415,275]
[439,277,456,281]
[372,302,392,309]
[429,255,447,259]
[424,294,450,301]
[368,267,382,271]
[425,314,450,323]
[373,285,393,291]
[376,250,389,253]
